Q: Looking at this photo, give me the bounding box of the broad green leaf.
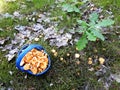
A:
[62,4,72,12]
[89,12,98,22]
[77,20,88,26]
[75,28,84,33]
[77,20,83,24]
[73,6,80,13]
[91,29,105,41]
[67,6,74,12]
[76,35,88,50]
[96,19,114,27]
[86,31,97,41]
[62,4,80,13]
[62,4,70,11]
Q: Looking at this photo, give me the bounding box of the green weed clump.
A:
[60,0,114,50]
[76,13,114,50]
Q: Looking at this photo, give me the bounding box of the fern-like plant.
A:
[76,12,114,50]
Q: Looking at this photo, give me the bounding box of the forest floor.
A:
[0,0,120,90]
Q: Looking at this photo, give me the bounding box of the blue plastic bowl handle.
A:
[16,44,51,76]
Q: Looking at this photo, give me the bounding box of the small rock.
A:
[6,54,15,61]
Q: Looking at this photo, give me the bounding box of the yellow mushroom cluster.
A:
[20,48,48,74]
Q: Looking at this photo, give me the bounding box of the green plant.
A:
[76,12,114,50]
[61,0,83,13]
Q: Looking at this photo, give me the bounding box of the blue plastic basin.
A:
[16,44,51,76]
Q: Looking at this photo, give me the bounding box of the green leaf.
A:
[91,29,105,41]
[76,28,84,33]
[96,19,114,27]
[89,12,98,22]
[73,6,80,12]
[77,20,88,31]
[76,35,88,50]
[62,3,80,13]
[77,20,88,26]
[67,6,74,12]
[62,4,73,12]
[62,4,70,11]
[86,31,97,41]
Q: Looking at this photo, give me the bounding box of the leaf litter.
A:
[1,11,74,61]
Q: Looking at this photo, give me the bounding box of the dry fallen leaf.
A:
[0,37,10,45]
[5,54,15,61]
[0,39,6,45]
[13,11,20,17]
